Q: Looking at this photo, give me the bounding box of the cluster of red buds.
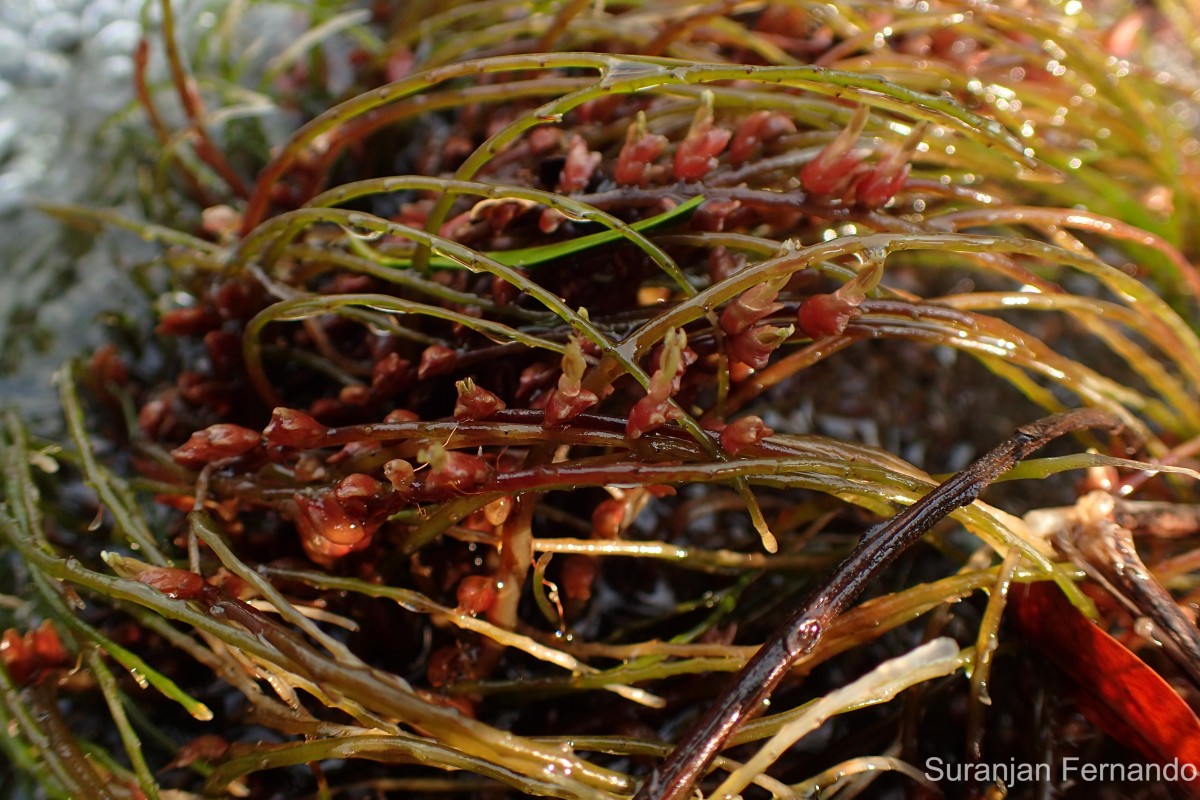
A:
[0,621,72,686]
[613,97,795,189]
[799,105,926,208]
[720,277,795,369]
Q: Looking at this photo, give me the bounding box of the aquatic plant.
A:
[7,0,1200,797]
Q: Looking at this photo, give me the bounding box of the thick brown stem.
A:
[633,408,1123,800]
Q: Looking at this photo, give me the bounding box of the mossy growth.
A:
[6,1,1200,797]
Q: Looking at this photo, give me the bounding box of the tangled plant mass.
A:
[8,0,1200,797]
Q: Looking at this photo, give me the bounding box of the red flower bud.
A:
[543,387,600,427]
[418,345,457,379]
[708,246,746,283]
[334,473,387,507]
[539,207,567,234]
[0,629,30,684]
[543,337,598,427]
[89,344,128,387]
[558,135,602,192]
[627,394,683,439]
[171,424,262,467]
[727,323,794,369]
[156,306,220,337]
[690,199,742,232]
[615,112,668,187]
[419,445,493,493]
[850,122,926,208]
[799,105,870,199]
[163,735,231,771]
[454,378,506,420]
[384,459,415,489]
[719,278,787,336]
[560,555,597,604]
[627,328,689,439]
[592,497,625,539]
[797,293,862,338]
[0,623,72,686]
[372,353,411,398]
[384,408,419,424]
[729,110,797,165]
[135,566,209,600]
[28,621,70,667]
[456,576,497,615]
[264,407,329,448]
[673,93,731,181]
[294,488,381,564]
[721,415,774,455]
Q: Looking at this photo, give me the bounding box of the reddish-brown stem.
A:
[134,37,213,207]
[632,408,1123,800]
[159,0,249,200]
